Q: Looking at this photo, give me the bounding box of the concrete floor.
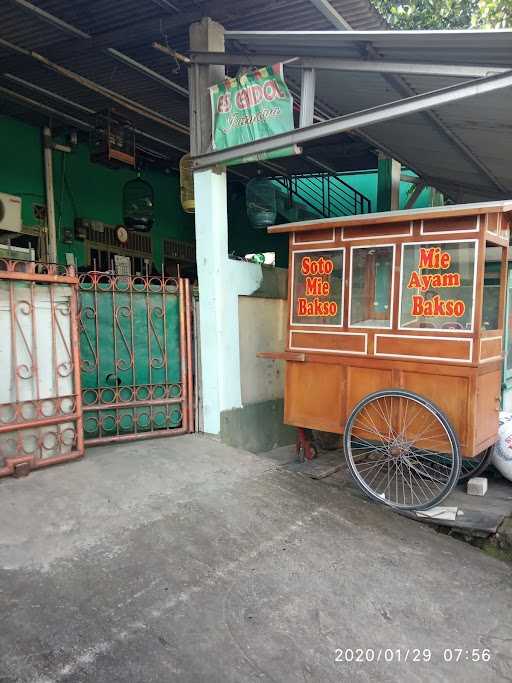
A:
[1,435,511,682]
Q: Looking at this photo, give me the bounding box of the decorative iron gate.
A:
[0,259,84,477]
[78,272,193,445]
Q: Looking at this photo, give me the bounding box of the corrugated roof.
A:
[4,3,511,203]
[0,0,387,172]
[224,29,512,200]
[225,29,512,65]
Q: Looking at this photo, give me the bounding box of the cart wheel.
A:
[297,443,306,463]
[458,446,492,483]
[343,389,461,511]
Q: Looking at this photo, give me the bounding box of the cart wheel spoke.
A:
[344,389,461,511]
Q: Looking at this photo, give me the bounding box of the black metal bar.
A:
[271,170,371,219]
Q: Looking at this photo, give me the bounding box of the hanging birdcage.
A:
[180,154,195,213]
[90,109,135,168]
[246,177,277,230]
[123,176,154,232]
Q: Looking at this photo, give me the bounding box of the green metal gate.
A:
[78,272,193,445]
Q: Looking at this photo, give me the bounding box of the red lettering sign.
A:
[418,247,451,269]
[411,295,465,318]
[296,252,339,321]
[297,298,338,317]
[301,256,334,276]
[305,277,330,296]
[409,247,464,318]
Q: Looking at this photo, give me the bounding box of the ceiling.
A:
[1,1,510,203]
[0,0,385,175]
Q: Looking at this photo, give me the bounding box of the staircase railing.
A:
[272,172,371,218]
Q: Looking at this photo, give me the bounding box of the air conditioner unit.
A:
[0,193,22,233]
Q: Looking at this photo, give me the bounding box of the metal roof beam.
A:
[1,74,188,153]
[0,84,176,160]
[4,0,196,51]
[308,0,352,30]
[107,49,188,96]
[150,0,180,11]
[6,0,271,58]
[5,0,188,98]
[0,37,189,137]
[363,42,509,194]
[190,52,508,79]
[192,69,512,169]
[0,77,251,179]
[6,0,90,38]
[300,0,510,196]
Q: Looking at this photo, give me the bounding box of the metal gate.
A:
[0,259,84,477]
[78,272,193,445]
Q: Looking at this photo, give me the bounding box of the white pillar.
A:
[194,169,263,435]
[190,18,263,435]
[194,169,227,433]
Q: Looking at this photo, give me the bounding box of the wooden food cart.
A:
[261,201,512,511]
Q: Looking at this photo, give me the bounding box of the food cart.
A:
[260,201,512,511]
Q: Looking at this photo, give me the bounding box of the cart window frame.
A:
[290,246,346,328]
[398,239,478,333]
[482,242,507,333]
[348,244,396,330]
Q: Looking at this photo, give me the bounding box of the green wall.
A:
[0,115,195,269]
[227,181,290,268]
[0,114,434,275]
[338,169,432,211]
[0,115,46,228]
[226,169,434,270]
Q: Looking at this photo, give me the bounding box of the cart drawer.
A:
[284,361,345,433]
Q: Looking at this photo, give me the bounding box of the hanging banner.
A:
[209,64,299,165]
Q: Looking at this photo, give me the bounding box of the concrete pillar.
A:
[194,169,227,433]
[194,169,263,434]
[190,18,263,434]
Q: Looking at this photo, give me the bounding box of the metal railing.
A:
[272,172,371,218]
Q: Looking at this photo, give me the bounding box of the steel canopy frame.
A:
[190,52,508,79]
[226,13,512,196]
[192,68,512,169]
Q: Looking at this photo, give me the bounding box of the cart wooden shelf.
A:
[261,201,512,510]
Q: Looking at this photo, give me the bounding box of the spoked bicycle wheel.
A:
[344,389,461,511]
[431,446,492,483]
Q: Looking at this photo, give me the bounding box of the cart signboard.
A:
[209,64,297,165]
[400,241,477,330]
[291,249,343,326]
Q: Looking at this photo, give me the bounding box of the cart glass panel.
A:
[350,246,393,328]
[291,248,344,326]
[400,241,476,331]
[482,245,503,331]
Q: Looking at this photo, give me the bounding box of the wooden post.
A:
[189,18,225,156]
